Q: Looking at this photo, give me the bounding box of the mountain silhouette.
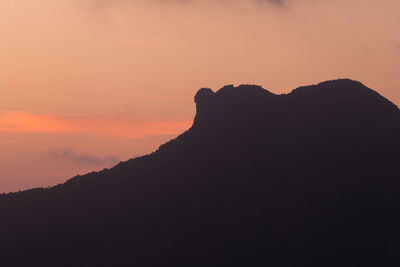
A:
[1,79,399,266]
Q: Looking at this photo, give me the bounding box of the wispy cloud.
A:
[45,146,119,166]
[258,0,285,6]
[0,111,191,139]
[83,0,288,9]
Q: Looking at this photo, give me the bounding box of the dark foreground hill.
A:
[1,79,399,266]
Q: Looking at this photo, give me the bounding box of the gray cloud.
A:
[84,0,287,8]
[45,146,120,166]
[78,0,290,15]
[258,0,285,5]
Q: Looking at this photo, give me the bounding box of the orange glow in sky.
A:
[0,111,191,138]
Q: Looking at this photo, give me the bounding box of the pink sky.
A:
[0,0,399,192]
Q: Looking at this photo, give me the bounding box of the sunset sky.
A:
[1,0,399,192]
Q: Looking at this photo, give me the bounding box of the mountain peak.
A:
[216,84,273,97]
[194,88,215,104]
[193,84,276,127]
[194,84,273,104]
[192,79,399,131]
[290,79,370,95]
